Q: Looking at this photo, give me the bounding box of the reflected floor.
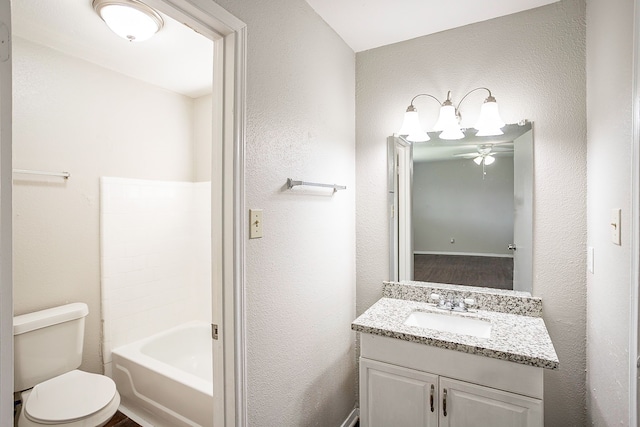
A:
[413,254,513,290]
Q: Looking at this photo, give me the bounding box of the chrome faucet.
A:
[430,293,475,312]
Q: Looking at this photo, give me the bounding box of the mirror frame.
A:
[389,123,534,292]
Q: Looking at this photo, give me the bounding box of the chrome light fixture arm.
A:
[406,93,443,111]
[455,87,494,110]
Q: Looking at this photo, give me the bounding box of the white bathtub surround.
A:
[100,177,211,372]
[112,321,212,427]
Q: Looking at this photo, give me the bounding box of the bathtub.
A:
[111,321,213,427]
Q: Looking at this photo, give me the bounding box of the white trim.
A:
[630,0,640,424]
[339,408,359,427]
[389,136,413,281]
[398,143,412,280]
[231,25,248,427]
[414,251,514,259]
[0,1,12,426]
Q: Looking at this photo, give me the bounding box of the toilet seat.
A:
[22,370,119,425]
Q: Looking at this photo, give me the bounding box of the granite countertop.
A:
[352,297,559,370]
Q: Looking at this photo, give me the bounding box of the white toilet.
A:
[13,303,121,427]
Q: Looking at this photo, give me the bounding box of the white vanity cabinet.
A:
[361,358,439,427]
[359,334,544,427]
[439,377,542,427]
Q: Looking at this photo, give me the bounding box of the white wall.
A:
[586,0,634,424]
[12,37,202,373]
[211,0,357,425]
[413,158,514,255]
[356,0,587,424]
[100,178,211,373]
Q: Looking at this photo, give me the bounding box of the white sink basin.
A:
[404,310,491,339]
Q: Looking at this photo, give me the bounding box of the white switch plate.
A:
[587,246,594,274]
[249,209,263,239]
[611,208,621,245]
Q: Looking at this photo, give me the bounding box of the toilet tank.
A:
[13,303,89,392]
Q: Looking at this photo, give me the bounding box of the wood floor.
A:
[104,411,141,427]
[413,254,513,290]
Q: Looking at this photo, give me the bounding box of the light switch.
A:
[611,208,621,246]
[249,209,263,239]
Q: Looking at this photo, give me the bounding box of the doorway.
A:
[0,1,246,426]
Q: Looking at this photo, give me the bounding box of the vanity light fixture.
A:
[93,0,164,42]
[398,88,506,142]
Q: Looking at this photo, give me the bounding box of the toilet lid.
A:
[25,370,117,423]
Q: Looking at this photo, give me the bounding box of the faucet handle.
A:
[463,298,475,308]
[430,293,441,303]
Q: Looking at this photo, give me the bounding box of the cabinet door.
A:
[360,358,438,427]
[439,377,542,427]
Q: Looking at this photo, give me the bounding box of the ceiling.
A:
[304,0,560,52]
[11,0,561,95]
[12,0,213,98]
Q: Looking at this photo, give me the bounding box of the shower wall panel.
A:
[100,177,211,374]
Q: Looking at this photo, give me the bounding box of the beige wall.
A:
[212,0,357,424]
[586,0,634,424]
[413,158,514,256]
[12,37,207,373]
[356,0,587,424]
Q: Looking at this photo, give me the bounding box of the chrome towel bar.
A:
[286,178,346,193]
[13,169,71,179]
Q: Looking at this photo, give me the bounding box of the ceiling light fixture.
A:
[398,88,506,142]
[93,0,164,42]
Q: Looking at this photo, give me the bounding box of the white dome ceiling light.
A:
[93,0,164,42]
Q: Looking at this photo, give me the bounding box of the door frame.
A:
[632,1,640,425]
[0,1,248,426]
[0,1,13,425]
[388,135,413,281]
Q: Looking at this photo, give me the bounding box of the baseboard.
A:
[414,251,513,258]
[340,407,359,427]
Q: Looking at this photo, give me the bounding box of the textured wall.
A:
[212,0,357,425]
[12,37,200,373]
[586,0,634,424]
[356,0,587,424]
[413,158,514,256]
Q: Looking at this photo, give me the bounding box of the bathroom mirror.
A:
[389,122,533,293]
